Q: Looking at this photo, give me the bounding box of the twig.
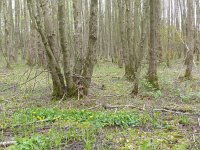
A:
[142,104,146,110]
[31,69,39,92]
[193,134,196,143]
[103,94,125,97]
[58,93,66,104]
[0,141,16,147]
[78,87,80,101]
[0,70,46,92]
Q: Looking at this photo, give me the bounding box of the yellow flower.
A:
[36,116,42,120]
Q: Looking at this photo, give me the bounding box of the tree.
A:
[58,0,76,96]
[147,0,159,89]
[132,0,149,95]
[27,0,65,99]
[82,0,98,95]
[184,0,194,78]
[72,0,84,83]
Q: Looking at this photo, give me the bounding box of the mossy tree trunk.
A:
[147,0,159,89]
[184,0,194,78]
[132,0,148,95]
[58,0,76,97]
[27,0,65,99]
[72,0,84,83]
[82,0,98,96]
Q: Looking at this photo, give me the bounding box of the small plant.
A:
[140,78,163,99]
[9,134,49,150]
[178,116,189,125]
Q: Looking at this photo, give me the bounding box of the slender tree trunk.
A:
[27,0,65,99]
[58,0,76,96]
[184,0,194,78]
[14,0,21,55]
[82,0,98,95]
[8,0,16,62]
[132,0,148,95]
[147,0,159,89]
[125,0,136,81]
[73,0,84,81]
[3,0,11,68]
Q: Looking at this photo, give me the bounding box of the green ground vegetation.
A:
[0,60,199,149]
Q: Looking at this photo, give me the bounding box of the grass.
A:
[0,60,200,149]
[1,108,190,150]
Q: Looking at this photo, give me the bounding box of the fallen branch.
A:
[58,93,66,104]
[87,104,144,111]
[87,104,199,116]
[103,94,126,97]
[153,108,191,115]
[72,73,121,79]
[0,141,16,147]
[0,118,56,132]
[102,104,144,111]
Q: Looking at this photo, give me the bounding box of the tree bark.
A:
[132,0,148,95]
[58,0,76,96]
[147,0,159,89]
[82,0,98,95]
[184,0,194,78]
[27,0,65,99]
[73,0,84,82]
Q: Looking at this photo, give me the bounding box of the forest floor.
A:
[0,60,200,150]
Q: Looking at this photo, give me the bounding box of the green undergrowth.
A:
[12,108,142,128]
[0,61,199,149]
[2,108,191,149]
[6,108,143,149]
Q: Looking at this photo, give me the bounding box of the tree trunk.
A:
[27,0,65,99]
[58,0,76,96]
[147,0,159,89]
[132,0,148,95]
[73,0,84,82]
[184,0,194,78]
[82,0,98,95]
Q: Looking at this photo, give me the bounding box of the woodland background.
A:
[0,0,200,149]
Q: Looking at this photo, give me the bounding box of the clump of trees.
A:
[0,0,199,99]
